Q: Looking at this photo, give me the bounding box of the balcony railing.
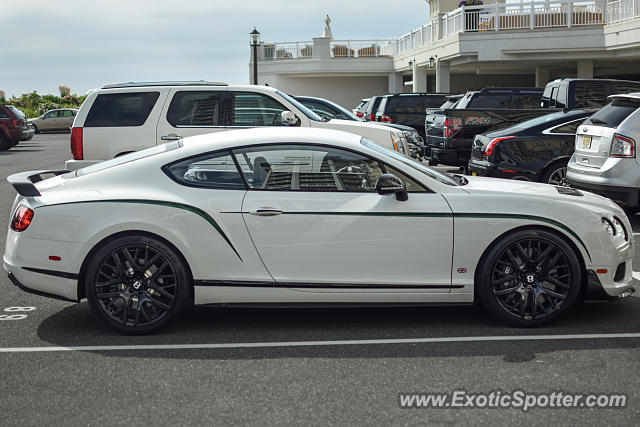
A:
[262,0,638,61]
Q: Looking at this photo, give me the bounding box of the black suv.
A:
[374,93,449,139]
[541,78,640,109]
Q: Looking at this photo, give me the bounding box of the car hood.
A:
[461,175,619,211]
[317,119,394,133]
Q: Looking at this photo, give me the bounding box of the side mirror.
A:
[376,174,408,201]
[281,111,299,126]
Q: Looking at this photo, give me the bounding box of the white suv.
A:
[66,81,409,169]
[567,93,640,208]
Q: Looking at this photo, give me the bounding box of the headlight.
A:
[613,216,629,241]
[391,131,406,153]
[602,218,615,236]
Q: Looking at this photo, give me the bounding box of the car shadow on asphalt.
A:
[0,149,44,155]
[35,297,640,361]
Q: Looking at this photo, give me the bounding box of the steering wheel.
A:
[336,165,364,174]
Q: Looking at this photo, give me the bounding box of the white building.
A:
[251,0,640,108]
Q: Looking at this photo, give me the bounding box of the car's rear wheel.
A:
[477,229,582,327]
[85,235,190,334]
[541,161,568,186]
[0,134,9,151]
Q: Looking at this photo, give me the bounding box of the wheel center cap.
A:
[525,274,536,284]
[132,281,142,290]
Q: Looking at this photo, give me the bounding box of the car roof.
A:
[609,92,640,101]
[102,81,227,89]
[181,127,364,151]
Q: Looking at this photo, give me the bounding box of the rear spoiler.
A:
[7,170,69,197]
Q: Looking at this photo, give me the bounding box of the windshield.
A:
[322,98,362,121]
[276,91,324,122]
[76,140,183,176]
[361,138,458,186]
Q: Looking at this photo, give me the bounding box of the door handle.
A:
[249,208,283,216]
[161,134,182,141]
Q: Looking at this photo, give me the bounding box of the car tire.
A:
[85,235,191,335]
[477,229,582,327]
[0,134,9,151]
[541,161,568,186]
[32,124,39,134]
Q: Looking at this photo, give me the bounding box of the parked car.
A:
[6,128,634,334]
[541,78,640,110]
[374,93,449,139]
[293,95,425,158]
[353,98,369,119]
[468,109,594,184]
[0,105,33,150]
[29,108,78,133]
[425,87,547,167]
[363,95,384,121]
[567,93,640,209]
[64,82,410,170]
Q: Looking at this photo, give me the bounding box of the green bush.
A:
[2,91,88,118]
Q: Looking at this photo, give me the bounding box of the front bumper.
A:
[424,146,470,167]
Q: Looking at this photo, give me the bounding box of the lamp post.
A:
[428,56,436,69]
[250,27,260,85]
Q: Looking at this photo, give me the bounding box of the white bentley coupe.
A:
[4,128,635,333]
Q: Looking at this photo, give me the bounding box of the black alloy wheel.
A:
[86,235,190,334]
[542,163,568,186]
[478,230,582,327]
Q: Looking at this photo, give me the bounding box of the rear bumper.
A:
[65,159,101,170]
[566,178,639,207]
[20,128,35,141]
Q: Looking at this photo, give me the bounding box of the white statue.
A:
[321,15,333,40]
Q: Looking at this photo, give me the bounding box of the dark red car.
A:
[1,105,34,150]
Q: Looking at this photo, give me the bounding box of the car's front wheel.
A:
[477,229,582,327]
[85,235,191,334]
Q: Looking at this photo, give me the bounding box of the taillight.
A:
[610,134,635,158]
[443,117,462,137]
[380,114,392,123]
[355,111,364,118]
[483,136,516,158]
[10,119,20,128]
[11,206,34,232]
[367,114,375,121]
[71,127,83,160]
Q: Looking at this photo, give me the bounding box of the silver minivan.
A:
[567,93,640,208]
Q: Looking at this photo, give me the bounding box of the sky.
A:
[0,0,430,98]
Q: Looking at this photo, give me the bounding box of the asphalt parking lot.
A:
[1,134,640,426]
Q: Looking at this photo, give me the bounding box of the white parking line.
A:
[1,333,640,353]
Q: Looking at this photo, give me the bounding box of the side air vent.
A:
[556,186,583,196]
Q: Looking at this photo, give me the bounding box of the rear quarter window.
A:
[84,91,160,127]
[584,98,640,128]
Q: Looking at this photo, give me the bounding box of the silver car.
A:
[28,108,77,133]
[567,93,640,208]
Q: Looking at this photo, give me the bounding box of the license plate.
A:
[471,171,477,176]
[582,135,592,149]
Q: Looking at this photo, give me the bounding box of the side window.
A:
[383,165,429,192]
[43,111,58,119]
[574,83,606,109]
[0,110,9,119]
[60,110,74,117]
[230,92,289,126]
[167,91,221,127]
[549,118,584,134]
[425,97,446,108]
[233,145,384,191]
[518,94,542,109]
[612,83,640,95]
[84,92,160,127]
[555,85,567,108]
[164,150,245,189]
[304,101,338,120]
[394,97,424,113]
[469,94,513,109]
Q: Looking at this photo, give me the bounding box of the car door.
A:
[236,143,454,289]
[58,109,75,130]
[40,110,59,130]
[156,87,228,145]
